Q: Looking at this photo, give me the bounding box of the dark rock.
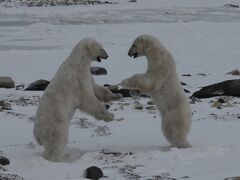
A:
[147,101,154,105]
[103,84,111,87]
[106,82,188,97]
[0,77,15,88]
[181,81,187,86]
[181,176,190,179]
[224,4,239,8]
[197,73,207,76]
[105,104,110,110]
[218,98,225,103]
[192,79,240,98]
[182,74,191,77]
[90,67,107,76]
[0,173,24,180]
[15,84,25,90]
[226,69,240,76]
[184,88,190,93]
[140,93,150,98]
[24,80,49,91]
[224,177,240,180]
[84,166,104,180]
[0,156,10,166]
[0,101,12,110]
[128,0,137,2]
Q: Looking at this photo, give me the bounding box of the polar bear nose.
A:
[102,54,108,59]
[128,49,133,57]
[101,49,108,59]
[128,48,137,58]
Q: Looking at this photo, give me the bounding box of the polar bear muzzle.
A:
[97,49,108,62]
[128,48,138,59]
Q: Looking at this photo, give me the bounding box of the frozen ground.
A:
[0,0,240,179]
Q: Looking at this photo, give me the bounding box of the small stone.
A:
[0,156,10,166]
[226,69,240,76]
[145,105,156,110]
[181,81,187,86]
[181,176,190,179]
[147,101,154,105]
[218,98,225,103]
[224,4,239,8]
[0,76,15,88]
[84,166,104,180]
[134,103,143,110]
[184,88,190,93]
[24,79,49,91]
[212,101,222,108]
[182,74,191,77]
[197,73,207,76]
[105,104,110,110]
[90,67,107,76]
[16,84,25,90]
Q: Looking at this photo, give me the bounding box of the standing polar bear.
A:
[34,38,121,162]
[121,34,192,148]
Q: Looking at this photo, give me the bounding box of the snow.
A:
[0,0,240,179]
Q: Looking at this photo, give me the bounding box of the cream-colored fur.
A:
[34,38,121,162]
[121,34,192,148]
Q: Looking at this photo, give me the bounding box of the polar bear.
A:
[121,34,192,148]
[34,38,121,162]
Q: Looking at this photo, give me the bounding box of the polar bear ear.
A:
[140,35,152,48]
[87,41,94,51]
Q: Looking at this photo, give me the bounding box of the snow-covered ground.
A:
[0,0,240,179]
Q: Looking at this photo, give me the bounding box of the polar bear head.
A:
[128,34,160,58]
[74,38,108,62]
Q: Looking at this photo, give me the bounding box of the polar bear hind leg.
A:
[42,120,76,162]
[162,111,191,148]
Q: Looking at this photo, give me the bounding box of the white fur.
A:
[122,34,192,148]
[34,38,121,162]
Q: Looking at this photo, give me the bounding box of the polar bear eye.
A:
[132,44,136,48]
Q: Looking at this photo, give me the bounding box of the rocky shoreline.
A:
[0,0,115,8]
